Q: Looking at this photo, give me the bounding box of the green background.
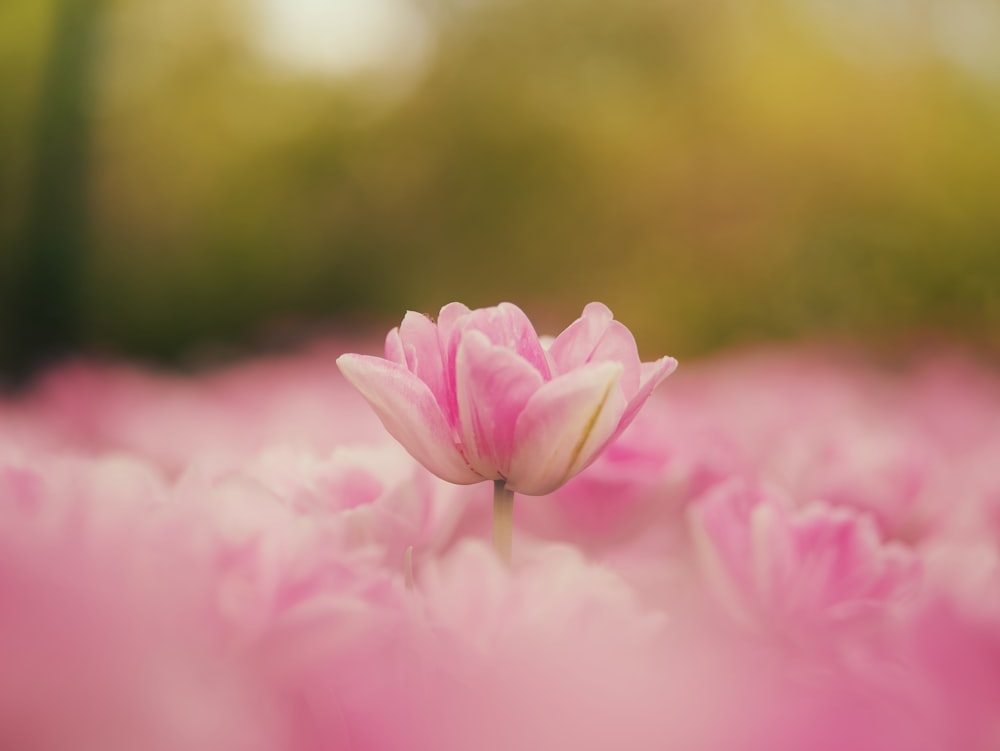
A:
[3,0,999,379]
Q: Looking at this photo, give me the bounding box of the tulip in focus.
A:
[337,302,676,562]
[336,302,676,495]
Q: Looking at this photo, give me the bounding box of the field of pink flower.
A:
[2,303,999,751]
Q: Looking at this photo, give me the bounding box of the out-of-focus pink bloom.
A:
[0,343,387,471]
[337,302,676,495]
[913,534,1000,747]
[903,529,1000,751]
[238,444,466,565]
[689,481,919,638]
[905,597,1000,751]
[0,457,286,751]
[300,541,672,751]
[765,418,940,540]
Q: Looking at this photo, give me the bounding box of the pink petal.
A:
[507,362,627,495]
[456,302,551,380]
[548,303,644,395]
[455,330,544,479]
[436,301,472,341]
[547,302,614,375]
[398,311,451,418]
[588,320,642,396]
[336,354,481,485]
[437,302,473,411]
[384,327,406,366]
[615,356,678,438]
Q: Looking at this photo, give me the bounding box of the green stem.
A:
[404,545,414,590]
[493,480,514,566]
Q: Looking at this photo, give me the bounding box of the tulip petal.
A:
[458,302,551,380]
[398,311,450,418]
[436,302,472,349]
[336,354,481,485]
[547,302,614,375]
[437,301,473,409]
[548,304,641,395]
[507,362,627,495]
[616,356,678,434]
[384,327,406,366]
[455,330,544,479]
[588,320,642,397]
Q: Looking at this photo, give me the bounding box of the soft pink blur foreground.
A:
[2,342,999,750]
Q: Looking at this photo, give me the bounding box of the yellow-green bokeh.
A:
[2,0,999,371]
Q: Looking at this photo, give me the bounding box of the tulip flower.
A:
[688,481,919,638]
[337,302,676,561]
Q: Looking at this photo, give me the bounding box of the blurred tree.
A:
[4,0,105,381]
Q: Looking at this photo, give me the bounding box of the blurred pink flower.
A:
[906,598,1000,751]
[0,342,386,471]
[337,302,676,495]
[0,456,286,751]
[689,481,919,638]
[239,444,467,565]
[304,541,672,751]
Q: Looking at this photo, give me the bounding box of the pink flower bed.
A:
[2,331,1000,750]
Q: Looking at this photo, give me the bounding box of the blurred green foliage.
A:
[2,0,1000,373]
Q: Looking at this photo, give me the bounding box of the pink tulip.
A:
[689,481,919,638]
[239,444,467,565]
[337,302,676,495]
